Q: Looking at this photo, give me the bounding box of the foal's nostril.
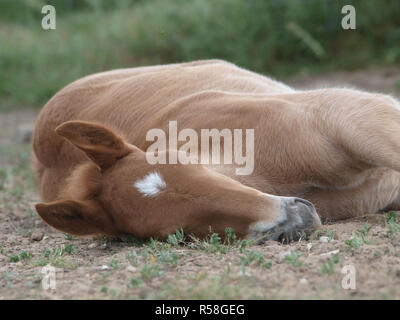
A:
[294,198,315,210]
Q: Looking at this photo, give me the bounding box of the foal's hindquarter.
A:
[32,60,400,241]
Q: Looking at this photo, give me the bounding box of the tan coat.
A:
[32,60,400,241]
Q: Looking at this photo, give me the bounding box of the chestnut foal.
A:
[32,59,400,241]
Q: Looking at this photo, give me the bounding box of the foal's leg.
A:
[300,92,400,221]
[301,168,400,221]
[326,93,400,173]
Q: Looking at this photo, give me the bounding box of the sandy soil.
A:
[1,67,400,299]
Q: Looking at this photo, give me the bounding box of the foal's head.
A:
[35,121,321,241]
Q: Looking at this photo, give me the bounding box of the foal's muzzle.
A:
[257,197,321,243]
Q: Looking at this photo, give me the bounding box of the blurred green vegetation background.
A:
[0,0,399,111]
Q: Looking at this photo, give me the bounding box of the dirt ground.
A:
[1,68,400,300]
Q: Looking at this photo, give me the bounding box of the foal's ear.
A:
[35,199,111,236]
[55,120,133,169]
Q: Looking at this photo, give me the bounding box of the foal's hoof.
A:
[251,197,321,243]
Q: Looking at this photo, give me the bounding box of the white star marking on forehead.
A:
[134,171,166,197]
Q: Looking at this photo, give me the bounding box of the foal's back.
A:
[33,59,290,166]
